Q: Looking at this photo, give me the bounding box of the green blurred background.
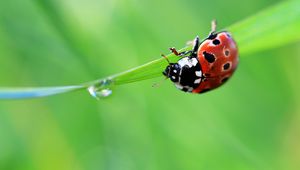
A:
[0,0,300,169]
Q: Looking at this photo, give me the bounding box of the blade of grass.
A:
[0,86,83,99]
[1,0,299,99]
[111,0,300,85]
[228,0,300,55]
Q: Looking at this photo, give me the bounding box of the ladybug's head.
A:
[163,63,180,83]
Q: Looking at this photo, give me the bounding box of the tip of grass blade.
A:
[0,85,84,99]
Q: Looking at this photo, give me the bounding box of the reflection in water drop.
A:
[87,79,113,99]
[88,87,112,99]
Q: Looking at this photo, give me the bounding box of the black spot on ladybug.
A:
[203,51,215,63]
[225,50,230,56]
[200,88,211,93]
[221,77,229,83]
[212,39,220,45]
[207,33,217,40]
[223,63,230,70]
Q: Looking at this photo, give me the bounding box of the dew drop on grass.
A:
[87,79,113,99]
[88,86,112,99]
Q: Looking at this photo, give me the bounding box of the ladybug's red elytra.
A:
[162,20,238,93]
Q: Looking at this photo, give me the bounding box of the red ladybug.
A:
[163,20,238,93]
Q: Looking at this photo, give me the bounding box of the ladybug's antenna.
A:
[161,54,170,64]
[152,77,168,88]
[211,19,217,33]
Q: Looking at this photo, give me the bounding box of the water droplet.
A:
[88,87,112,99]
[87,79,113,99]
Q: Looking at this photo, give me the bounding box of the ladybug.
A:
[162,20,238,93]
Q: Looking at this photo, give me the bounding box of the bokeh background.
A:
[1,0,300,169]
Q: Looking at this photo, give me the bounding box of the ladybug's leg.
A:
[211,19,217,33]
[169,47,190,56]
[191,36,199,54]
[170,35,200,57]
[169,47,180,56]
[169,35,200,58]
[169,47,192,57]
[207,20,218,39]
